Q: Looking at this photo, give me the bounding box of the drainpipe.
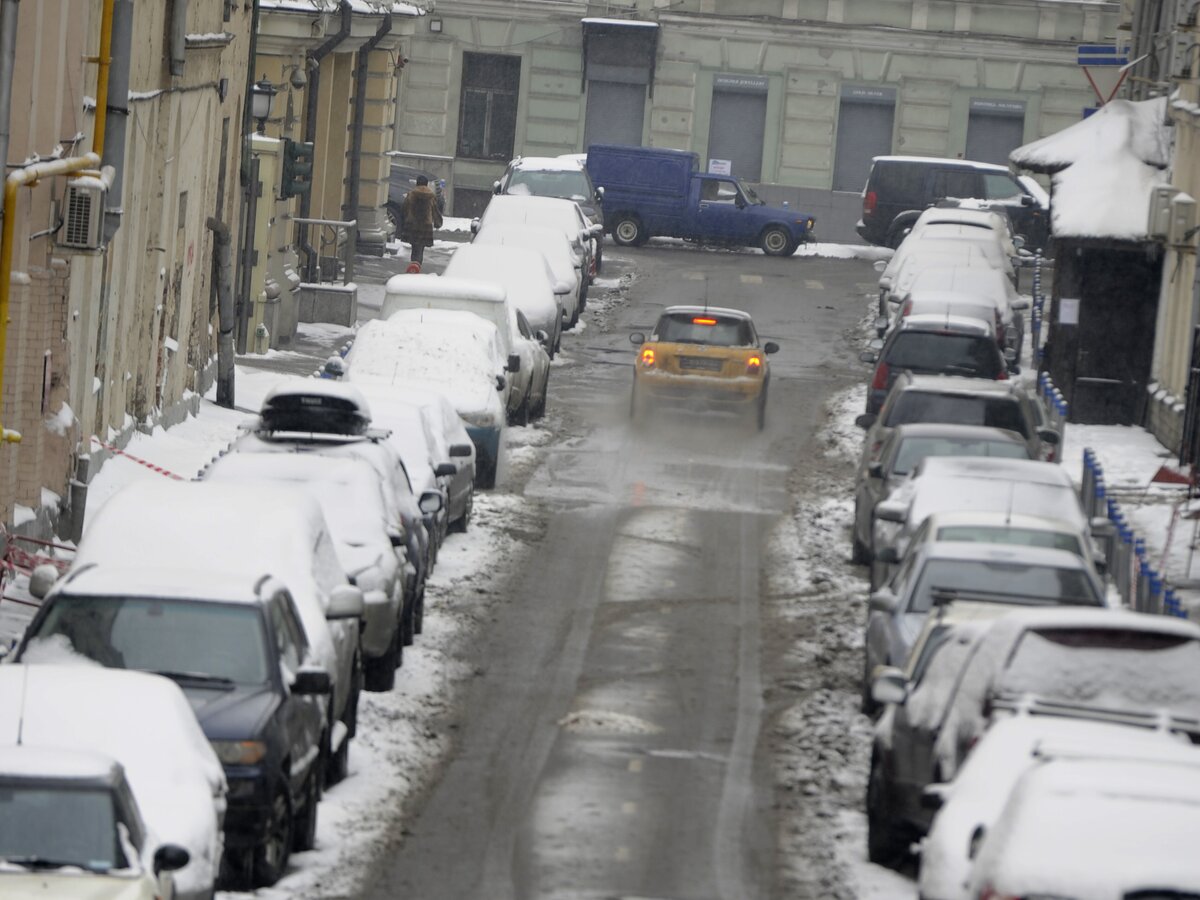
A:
[300,0,352,282]
[101,0,130,243]
[344,10,392,261]
[206,217,235,407]
[0,153,102,443]
[167,0,188,77]
[235,0,262,353]
[0,0,18,184]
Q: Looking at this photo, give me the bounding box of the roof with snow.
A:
[1010,97,1170,241]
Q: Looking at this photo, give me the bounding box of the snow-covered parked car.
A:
[201,453,409,693]
[0,745,191,899]
[966,752,1200,899]
[472,224,585,326]
[40,481,366,790]
[493,154,605,271]
[19,566,330,890]
[444,242,571,356]
[470,194,599,289]
[343,309,510,488]
[920,714,1200,900]
[380,275,549,426]
[0,665,226,900]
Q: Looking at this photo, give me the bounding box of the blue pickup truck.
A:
[585,144,815,256]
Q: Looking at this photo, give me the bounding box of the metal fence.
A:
[1080,448,1189,618]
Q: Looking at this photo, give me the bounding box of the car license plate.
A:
[679,356,723,372]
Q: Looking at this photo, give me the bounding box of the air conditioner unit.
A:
[1147,185,1181,239]
[1168,191,1198,245]
[60,182,105,250]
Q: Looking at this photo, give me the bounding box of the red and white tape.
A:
[90,436,185,481]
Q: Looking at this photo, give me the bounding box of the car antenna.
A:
[16,664,28,746]
[1006,482,1015,526]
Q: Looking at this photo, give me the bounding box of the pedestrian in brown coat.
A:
[401,176,443,266]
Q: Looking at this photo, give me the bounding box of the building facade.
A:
[395,0,1117,226]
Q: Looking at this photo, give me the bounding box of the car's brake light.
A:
[978,885,1018,900]
[864,190,877,217]
[746,355,762,374]
[996,367,1008,381]
[870,361,890,392]
[641,347,655,367]
[900,299,912,317]
[692,317,717,325]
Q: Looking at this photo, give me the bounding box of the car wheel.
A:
[364,626,399,691]
[386,203,403,239]
[219,847,255,891]
[534,372,549,419]
[291,765,320,853]
[595,242,603,273]
[760,226,795,257]
[886,223,911,249]
[866,754,907,869]
[403,586,417,645]
[253,783,293,887]
[450,486,473,533]
[851,508,871,565]
[861,652,879,716]
[413,582,425,636]
[612,216,644,247]
[755,385,768,431]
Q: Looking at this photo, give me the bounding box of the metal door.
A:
[584,81,646,148]
[965,101,1026,165]
[833,99,895,192]
[707,89,766,182]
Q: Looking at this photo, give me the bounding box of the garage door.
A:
[707,74,769,182]
[584,81,646,148]
[965,99,1026,166]
[832,86,896,193]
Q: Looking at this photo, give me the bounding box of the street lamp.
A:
[250,76,277,133]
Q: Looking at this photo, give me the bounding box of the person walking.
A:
[401,175,443,266]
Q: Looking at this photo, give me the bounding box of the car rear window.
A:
[891,436,1029,475]
[909,559,1101,613]
[884,333,1003,378]
[999,629,1200,716]
[936,525,1083,557]
[887,392,1029,436]
[655,313,752,346]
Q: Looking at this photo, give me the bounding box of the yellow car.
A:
[629,305,779,429]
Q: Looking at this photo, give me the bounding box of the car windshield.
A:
[936,525,1084,557]
[0,785,124,872]
[999,629,1200,716]
[908,559,1100,613]
[655,313,753,346]
[507,169,592,203]
[738,180,763,204]
[887,393,1029,436]
[890,436,1028,476]
[29,596,270,684]
[885,333,1003,378]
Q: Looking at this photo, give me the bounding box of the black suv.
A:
[19,567,331,889]
[857,156,1049,251]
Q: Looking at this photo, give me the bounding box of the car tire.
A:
[612,216,645,247]
[861,652,879,716]
[450,486,473,533]
[510,395,531,427]
[595,242,604,273]
[534,372,549,419]
[866,754,908,869]
[756,385,768,431]
[403,587,417,645]
[364,626,400,691]
[253,783,293,887]
[413,582,425,636]
[760,226,796,257]
[291,766,320,853]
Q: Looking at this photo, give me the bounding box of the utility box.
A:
[1147,185,1181,239]
[1169,192,1197,245]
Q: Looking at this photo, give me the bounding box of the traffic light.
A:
[281,138,314,199]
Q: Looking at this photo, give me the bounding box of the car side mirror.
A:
[629,332,646,346]
[535,329,549,345]
[867,462,884,479]
[507,354,521,373]
[859,349,879,364]
[1020,194,1035,207]
[871,667,909,706]
[968,825,986,860]
[589,223,604,236]
[868,590,899,614]
[874,315,890,337]
[875,503,906,524]
[1011,298,1030,311]
[579,229,592,245]
[28,564,60,600]
[419,490,445,515]
[554,280,572,295]
[449,443,473,458]
[386,529,405,548]
[921,783,949,812]
[153,844,191,875]
[855,413,877,430]
[492,180,502,195]
[763,341,780,355]
[291,665,333,696]
[470,217,480,235]
[434,462,456,477]
[596,186,605,200]
[323,355,346,379]
[496,375,506,392]
[876,546,900,565]
[327,584,365,620]
[873,259,887,273]
[1037,427,1060,445]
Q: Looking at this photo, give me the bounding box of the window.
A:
[982,173,1023,201]
[699,178,739,204]
[457,53,520,161]
[931,169,980,202]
